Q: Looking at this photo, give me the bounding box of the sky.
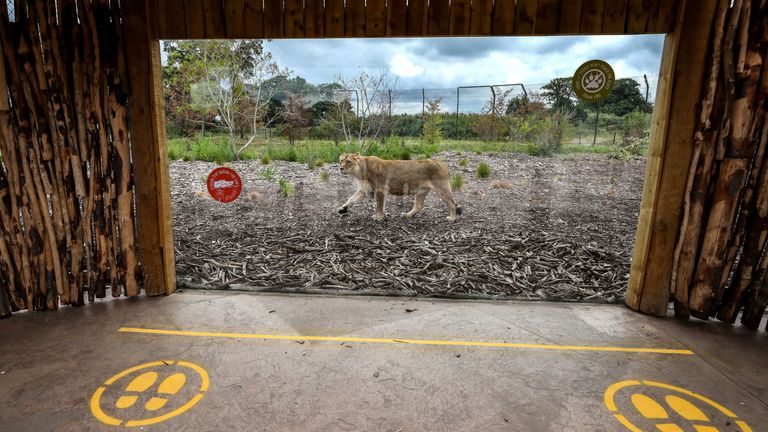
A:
[264,35,665,90]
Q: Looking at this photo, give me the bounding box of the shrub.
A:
[459,158,469,167]
[320,171,330,182]
[192,136,233,163]
[261,167,275,182]
[451,174,464,191]
[260,155,272,165]
[278,179,294,198]
[314,159,325,167]
[476,163,491,178]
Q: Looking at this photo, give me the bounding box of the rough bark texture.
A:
[0,0,140,317]
[672,0,768,330]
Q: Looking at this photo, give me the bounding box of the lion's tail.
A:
[456,205,463,216]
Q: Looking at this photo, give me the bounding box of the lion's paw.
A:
[373,214,384,222]
[401,212,413,218]
[447,216,457,223]
[338,206,349,214]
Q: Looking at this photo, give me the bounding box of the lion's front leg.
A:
[338,189,366,214]
[373,190,386,221]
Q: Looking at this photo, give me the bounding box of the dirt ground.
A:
[170,151,646,302]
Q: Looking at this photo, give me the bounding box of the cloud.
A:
[265,35,664,90]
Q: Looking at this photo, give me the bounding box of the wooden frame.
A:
[116,0,709,312]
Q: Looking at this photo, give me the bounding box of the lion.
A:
[337,153,462,222]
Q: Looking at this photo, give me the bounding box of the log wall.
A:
[629,0,768,331]
[0,0,142,317]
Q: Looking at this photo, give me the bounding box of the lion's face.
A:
[339,153,362,176]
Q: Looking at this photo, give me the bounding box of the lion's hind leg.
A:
[433,180,460,222]
[402,188,430,218]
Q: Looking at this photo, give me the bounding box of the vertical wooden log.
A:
[284,0,305,38]
[366,0,386,37]
[602,0,629,34]
[449,0,470,36]
[470,0,493,35]
[244,0,264,38]
[386,0,407,37]
[185,0,207,39]
[492,0,515,35]
[225,0,245,39]
[580,0,605,33]
[626,0,719,315]
[123,0,176,296]
[626,0,654,33]
[407,0,429,36]
[345,0,365,37]
[203,0,227,38]
[535,0,562,35]
[428,0,450,36]
[264,0,284,38]
[558,0,582,34]
[304,0,325,38]
[515,0,538,35]
[325,0,345,38]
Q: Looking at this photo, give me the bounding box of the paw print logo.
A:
[90,360,209,427]
[604,380,753,432]
[582,69,606,93]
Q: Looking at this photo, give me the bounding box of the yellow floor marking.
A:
[604,380,753,432]
[631,394,668,419]
[91,360,209,427]
[666,395,709,421]
[118,327,695,355]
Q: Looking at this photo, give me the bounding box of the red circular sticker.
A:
[206,167,242,203]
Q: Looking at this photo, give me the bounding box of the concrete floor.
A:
[0,292,766,432]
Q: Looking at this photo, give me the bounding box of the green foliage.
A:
[541,77,576,113]
[451,174,464,191]
[599,79,653,117]
[191,136,234,163]
[320,171,330,182]
[313,159,325,167]
[422,98,443,146]
[476,163,491,179]
[260,155,272,165]
[261,167,275,181]
[459,158,469,167]
[278,179,294,198]
[267,145,299,162]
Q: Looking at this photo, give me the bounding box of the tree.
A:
[281,93,310,145]
[422,98,443,145]
[164,40,291,159]
[541,77,576,112]
[334,69,397,151]
[600,78,652,116]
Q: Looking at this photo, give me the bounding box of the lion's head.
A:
[339,153,363,177]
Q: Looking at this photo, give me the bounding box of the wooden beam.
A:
[325,0,345,38]
[626,0,654,33]
[558,0,582,34]
[492,0,515,35]
[428,0,450,36]
[580,0,605,33]
[649,0,681,34]
[202,0,226,38]
[470,0,493,35]
[345,0,365,37]
[243,0,264,39]
[515,0,538,35]
[184,0,207,39]
[602,0,629,34]
[264,0,284,38]
[449,0,471,36]
[366,0,387,37]
[284,0,305,38]
[627,0,719,315]
[160,0,187,39]
[407,0,429,36]
[386,0,408,37]
[535,0,561,35]
[122,0,176,296]
[304,0,325,38]
[225,0,245,38]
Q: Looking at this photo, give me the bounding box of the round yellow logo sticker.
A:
[573,59,616,102]
[604,380,753,432]
[90,360,209,427]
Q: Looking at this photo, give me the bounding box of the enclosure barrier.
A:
[627,0,768,331]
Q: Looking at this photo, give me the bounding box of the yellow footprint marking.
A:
[631,394,669,419]
[144,373,187,411]
[115,372,158,409]
[666,395,709,422]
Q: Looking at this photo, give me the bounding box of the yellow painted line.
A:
[118,327,694,355]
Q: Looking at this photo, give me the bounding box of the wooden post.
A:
[123,0,176,296]
[626,0,719,315]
